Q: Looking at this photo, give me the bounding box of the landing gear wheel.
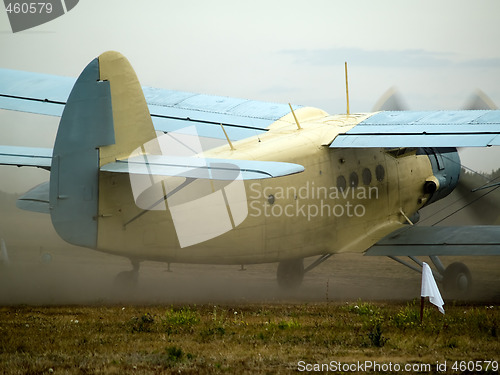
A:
[277,259,304,290]
[443,262,472,295]
[114,270,138,289]
[114,260,140,289]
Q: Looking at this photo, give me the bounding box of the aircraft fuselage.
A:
[95,109,459,264]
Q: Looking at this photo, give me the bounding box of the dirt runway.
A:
[1,242,498,305]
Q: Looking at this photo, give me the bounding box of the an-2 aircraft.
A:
[1,51,500,294]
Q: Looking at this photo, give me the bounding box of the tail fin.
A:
[49,51,156,248]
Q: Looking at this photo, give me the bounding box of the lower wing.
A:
[365,226,500,256]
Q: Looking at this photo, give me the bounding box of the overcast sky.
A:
[1,0,500,192]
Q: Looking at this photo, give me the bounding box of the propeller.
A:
[443,90,499,224]
[372,87,408,111]
[447,173,500,224]
[463,89,498,110]
[372,88,500,225]
[373,87,497,111]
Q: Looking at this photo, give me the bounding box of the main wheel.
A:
[113,260,140,289]
[277,258,304,290]
[114,269,138,289]
[443,262,472,295]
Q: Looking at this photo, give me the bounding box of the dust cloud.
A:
[0,190,499,306]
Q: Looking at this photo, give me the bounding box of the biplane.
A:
[1,51,500,293]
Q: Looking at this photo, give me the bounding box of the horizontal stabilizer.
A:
[331,110,500,148]
[16,181,50,214]
[0,146,52,168]
[365,226,500,256]
[101,155,304,180]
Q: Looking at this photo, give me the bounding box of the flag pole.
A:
[420,296,425,323]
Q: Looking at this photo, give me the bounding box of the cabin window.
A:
[375,164,385,182]
[349,172,359,188]
[362,168,372,185]
[337,175,346,191]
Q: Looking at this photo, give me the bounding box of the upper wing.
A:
[365,226,500,256]
[0,69,70,116]
[331,110,500,148]
[0,145,52,168]
[0,68,301,142]
[0,67,305,181]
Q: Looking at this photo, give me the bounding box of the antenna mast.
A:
[288,103,302,130]
[345,61,350,115]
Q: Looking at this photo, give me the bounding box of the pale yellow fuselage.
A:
[97,107,434,265]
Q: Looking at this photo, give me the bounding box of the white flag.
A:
[421,262,445,314]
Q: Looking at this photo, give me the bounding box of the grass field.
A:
[1,192,499,373]
[0,301,498,374]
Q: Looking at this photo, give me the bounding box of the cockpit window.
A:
[385,147,417,158]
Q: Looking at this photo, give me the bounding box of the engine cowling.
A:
[419,147,461,206]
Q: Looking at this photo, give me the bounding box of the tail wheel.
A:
[277,259,304,290]
[443,262,472,295]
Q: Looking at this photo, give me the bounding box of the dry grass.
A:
[0,301,499,374]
